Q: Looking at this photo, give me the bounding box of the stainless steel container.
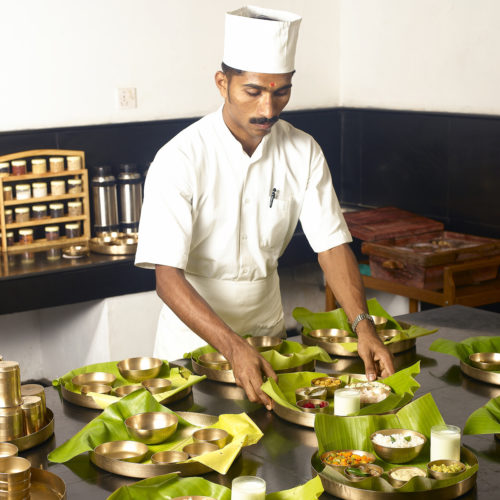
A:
[91,166,119,233]
[117,163,143,234]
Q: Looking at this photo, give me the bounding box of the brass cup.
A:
[295,386,327,402]
[192,428,229,449]
[371,315,388,331]
[117,357,163,382]
[370,429,427,464]
[246,336,283,352]
[93,440,148,463]
[427,459,466,479]
[0,457,31,483]
[80,384,112,395]
[310,377,343,398]
[308,329,351,341]
[0,407,23,441]
[296,399,330,414]
[198,353,231,371]
[469,352,500,371]
[182,442,218,458]
[378,329,400,342]
[141,378,172,394]
[20,385,46,422]
[151,450,189,465]
[125,412,178,445]
[388,466,427,487]
[0,444,17,459]
[0,362,22,408]
[21,396,43,435]
[72,372,116,388]
[113,385,142,397]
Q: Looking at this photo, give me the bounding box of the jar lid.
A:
[0,162,9,169]
[32,205,47,211]
[67,179,82,185]
[6,231,13,237]
[16,184,30,190]
[50,180,65,185]
[49,157,64,162]
[67,201,82,207]
[65,223,80,229]
[49,203,64,209]
[3,186,12,191]
[11,160,26,166]
[15,207,29,213]
[32,182,47,188]
[0,361,19,372]
[21,395,41,409]
[93,165,113,176]
[119,163,139,173]
[31,158,46,165]
[19,229,33,235]
[5,209,12,214]
[45,226,59,232]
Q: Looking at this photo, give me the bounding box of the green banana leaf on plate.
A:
[262,361,420,415]
[48,389,262,474]
[107,474,324,500]
[314,393,478,492]
[464,396,500,434]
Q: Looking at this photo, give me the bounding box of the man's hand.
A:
[357,330,395,380]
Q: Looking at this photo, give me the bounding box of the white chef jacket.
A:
[135,107,352,360]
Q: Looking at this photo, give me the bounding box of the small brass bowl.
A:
[72,372,116,388]
[296,398,330,413]
[469,352,500,371]
[0,443,17,458]
[141,378,172,394]
[246,336,283,352]
[125,412,178,445]
[344,463,384,482]
[295,386,327,402]
[117,357,163,382]
[0,456,31,480]
[182,442,218,458]
[94,440,148,463]
[198,353,231,370]
[80,384,112,395]
[309,329,351,340]
[378,329,400,342]
[371,316,388,330]
[427,459,466,479]
[113,385,142,397]
[192,428,230,449]
[370,429,426,464]
[320,450,376,472]
[311,377,343,398]
[151,450,189,465]
[62,245,89,258]
[388,466,427,487]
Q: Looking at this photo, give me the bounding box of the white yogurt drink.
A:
[334,388,361,416]
[231,476,266,500]
[430,425,461,461]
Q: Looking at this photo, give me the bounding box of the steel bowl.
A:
[125,412,178,445]
[246,336,283,352]
[151,450,189,465]
[93,440,149,463]
[310,377,343,398]
[117,357,163,382]
[309,329,351,340]
[295,386,327,402]
[141,378,172,394]
[296,398,330,414]
[80,384,112,395]
[344,463,384,482]
[192,428,229,448]
[182,442,218,458]
[378,329,400,342]
[388,466,427,487]
[371,316,388,330]
[71,372,116,388]
[198,352,231,371]
[370,429,427,464]
[320,450,376,472]
[469,352,500,371]
[113,385,142,397]
[0,444,17,459]
[427,459,466,479]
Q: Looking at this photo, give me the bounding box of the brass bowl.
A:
[378,329,400,342]
[0,443,17,458]
[388,466,427,487]
[117,357,163,382]
[427,459,466,479]
[0,456,31,480]
[310,377,343,398]
[295,386,327,402]
[182,442,218,458]
[141,378,172,394]
[198,352,231,371]
[309,329,351,340]
[192,428,230,449]
[151,450,188,465]
[320,450,376,472]
[72,372,116,388]
[370,429,426,464]
[125,412,178,445]
[93,440,148,463]
[469,352,500,371]
[113,385,142,397]
[344,463,384,482]
[296,398,330,414]
[246,336,283,352]
[80,384,112,395]
[371,316,388,330]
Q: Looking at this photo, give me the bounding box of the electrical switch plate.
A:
[116,88,137,109]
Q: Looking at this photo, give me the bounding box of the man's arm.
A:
[155,265,277,409]
[318,243,395,380]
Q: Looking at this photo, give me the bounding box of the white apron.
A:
[153,269,285,360]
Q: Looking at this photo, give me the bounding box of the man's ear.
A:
[214,71,228,99]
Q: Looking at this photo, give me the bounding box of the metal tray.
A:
[89,233,137,255]
[8,408,54,451]
[460,360,500,386]
[30,467,66,499]
[311,446,477,500]
[61,384,191,410]
[89,411,224,478]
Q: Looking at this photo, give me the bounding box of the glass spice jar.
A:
[65,223,80,238]
[11,160,27,175]
[15,184,31,200]
[45,226,60,241]
[4,209,13,224]
[32,182,48,198]
[0,162,9,177]
[49,157,64,173]
[32,205,48,219]
[15,207,30,223]
[31,158,47,174]
[67,201,82,216]
[67,179,82,193]
[6,231,14,246]
[49,203,64,218]
[18,229,34,244]
[3,186,13,200]
[66,156,82,171]
[50,180,66,195]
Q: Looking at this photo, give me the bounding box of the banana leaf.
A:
[107,474,324,500]
[464,396,500,435]
[48,389,262,474]
[261,362,420,415]
[314,393,477,492]
[429,336,500,373]
[53,360,205,407]
[185,340,334,371]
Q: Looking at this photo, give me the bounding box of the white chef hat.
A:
[223,5,301,74]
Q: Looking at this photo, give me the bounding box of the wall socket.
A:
[116,88,137,109]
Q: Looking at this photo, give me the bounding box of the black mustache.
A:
[249,116,279,125]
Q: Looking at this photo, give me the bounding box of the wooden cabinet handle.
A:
[382,260,405,270]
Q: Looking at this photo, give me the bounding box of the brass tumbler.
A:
[0,456,31,499]
[21,396,43,435]
[0,407,23,441]
[20,385,46,423]
[0,362,22,408]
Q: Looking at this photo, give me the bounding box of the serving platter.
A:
[89,411,226,478]
[460,360,500,387]
[8,408,54,451]
[311,446,478,500]
[29,467,66,500]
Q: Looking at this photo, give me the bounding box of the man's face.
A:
[215,70,293,149]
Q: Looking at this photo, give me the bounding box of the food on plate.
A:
[390,467,426,481]
[301,400,328,409]
[372,432,425,448]
[312,377,342,388]
[429,462,464,473]
[344,381,391,404]
[344,463,383,480]
[322,450,375,467]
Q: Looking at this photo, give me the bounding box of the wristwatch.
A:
[351,313,375,334]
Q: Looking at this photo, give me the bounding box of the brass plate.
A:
[89,411,220,478]
[9,409,54,452]
[89,234,137,255]
[460,360,500,386]
[61,384,192,410]
[311,446,477,500]
[30,467,66,500]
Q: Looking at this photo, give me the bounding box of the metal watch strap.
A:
[351,313,375,334]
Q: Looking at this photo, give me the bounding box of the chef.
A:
[135,5,394,409]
